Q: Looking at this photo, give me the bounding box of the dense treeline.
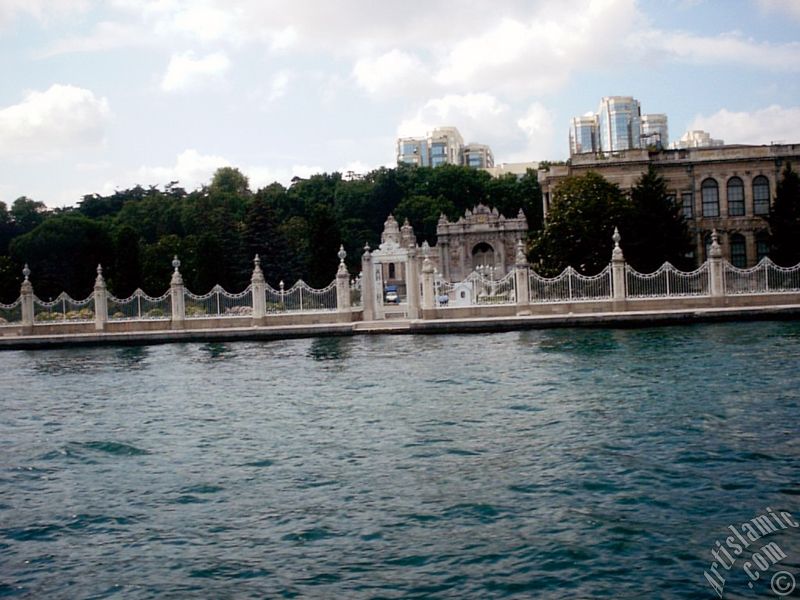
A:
[5,161,794,304]
[0,165,542,302]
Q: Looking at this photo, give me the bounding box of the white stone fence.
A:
[2,232,800,333]
[421,229,800,310]
[0,252,352,332]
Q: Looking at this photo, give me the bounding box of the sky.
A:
[1,0,800,208]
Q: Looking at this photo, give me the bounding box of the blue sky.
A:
[1,0,799,207]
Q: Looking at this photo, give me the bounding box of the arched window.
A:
[701,178,719,217]
[729,233,747,268]
[388,263,396,279]
[756,231,770,262]
[727,177,744,216]
[753,176,770,215]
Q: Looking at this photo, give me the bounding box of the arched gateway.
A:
[360,207,527,320]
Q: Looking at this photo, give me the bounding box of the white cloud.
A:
[156,4,240,43]
[688,105,800,145]
[136,149,231,188]
[0,0,89,28]
[269,26,298,51]
[127,149,323,191]
[757,0,800,21]
[514,102,557,161]
[40,21,147,57]
[433,0,642,95]
[0,84,110,158]
[266,70,291,102]
[632,30,800,71]
[160,51,230,92]
[353,50,426,96]
[397,94,511,141]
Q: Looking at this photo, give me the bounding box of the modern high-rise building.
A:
[397,137,429,166]
[427,127,465,167]
[641,114,669,149]
[570,97,670,155]
[597,96,642,153]
[463,143,495,169]
[569,115,598,155]
[397,126,491,169]
[672,130,724,149]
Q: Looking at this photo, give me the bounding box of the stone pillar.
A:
[405,245,420,320]
[361,244,376,321]
[94,264,108,331]
[709,229,725,300]
[335,245,351,314]
[611,227,627,302]
[251,254,266,323]
[170,255,186,329]
[20,264,34,334]
[514,240,531,315]
[421,251,435,312]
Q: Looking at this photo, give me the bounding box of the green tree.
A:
[529,172,630,275]
[11,196,47,233]
[110,225,141,297]
[9,214,114,298]
[623,165,692,272]
[769,162,800,266]
[0,255,20,303]
[394,194,456,245]
[244,196,298,284]
[0,201,13,255]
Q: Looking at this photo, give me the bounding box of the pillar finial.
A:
[95,264,106,287]
[251,254,265,284]
[612,226,624,261]
[710,229,722,259]
[22,263,30,281]
[515,239,527,265]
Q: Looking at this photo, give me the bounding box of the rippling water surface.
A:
[1,323,800,599]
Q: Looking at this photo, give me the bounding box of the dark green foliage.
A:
[9,213,113,299]
[0,256,19,303]
[623,165,693,272]
[769,162,800,266]
[110,225,141,297]
[530,169,695,276]
[0,164,544,298]
[530,172,630,275]
[11,197,48,234]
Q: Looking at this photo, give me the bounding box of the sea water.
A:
[1,323,799,598]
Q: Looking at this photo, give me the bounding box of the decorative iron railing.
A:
[467,270,516,305]
[265,280,338,313]
[185,285,253,318]
[724,258,800,295]
[626,262,709,298]
[0,297,22,325]
[108,289,172,320]
[528,266,612,303]
[34,292,95,322]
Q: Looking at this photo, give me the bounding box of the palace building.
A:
[538,143,800,267]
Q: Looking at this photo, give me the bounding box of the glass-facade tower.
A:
[597,96,642,153]
[569,116,597,154]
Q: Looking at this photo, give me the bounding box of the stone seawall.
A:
[1,303,799,351]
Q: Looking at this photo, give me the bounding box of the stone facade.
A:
[374,206,528,290]
[538,143,800,267]
[434,204,528,282]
